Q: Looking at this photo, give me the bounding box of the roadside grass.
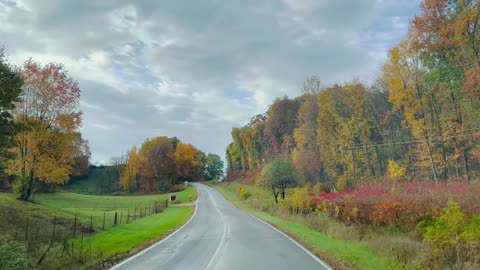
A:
[210,182,402,270]
[0,192,75,240]
[0,185,198,269]
[57,206,194,270]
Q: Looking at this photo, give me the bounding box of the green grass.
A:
[0,193,75,238]
[0,185,197,269]
[31,185,197,231]
[34,185,197,210]
[76,206,193,269]
[211,183,400,270]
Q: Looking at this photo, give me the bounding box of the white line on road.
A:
[248,214,333,270]
[204,187,230,270]
[109,192,200,270]
[201,184,332,270]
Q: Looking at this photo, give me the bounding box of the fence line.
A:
[15,199,169,264]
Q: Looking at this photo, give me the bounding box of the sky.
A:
[1,0,422,164]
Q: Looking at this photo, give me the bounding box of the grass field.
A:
[31,185,197,231]
[0,185,198,269]
[211,182,400,270]
[34,185,197,210]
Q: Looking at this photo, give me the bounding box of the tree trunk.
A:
[351,148,358,183]
[272,187,279,203]
[364,145,375,180]
[441,144,448,181]
[425,139,438,183]
[21,169,35,201]
[463,150,470,181]
[374,146,384,178]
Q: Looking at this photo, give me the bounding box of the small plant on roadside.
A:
[0,236,34,270]
[422,202,480,268]
[238,186,251,200]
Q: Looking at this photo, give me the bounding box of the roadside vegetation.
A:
[222,1,480,269]
[0,186,196,270]
[211,182,398,270]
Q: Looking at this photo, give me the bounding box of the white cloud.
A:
[1,0,421,163]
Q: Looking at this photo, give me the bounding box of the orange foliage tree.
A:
[6,59,82,200]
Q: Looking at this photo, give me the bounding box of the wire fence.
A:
[10,199,169,265]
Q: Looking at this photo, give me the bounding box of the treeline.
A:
[0,50,90,200]
[118,137,223,193]
[226,0,480,189]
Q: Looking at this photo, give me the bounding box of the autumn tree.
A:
[6,60,82,200]
[70,133,91,178]
[120,146,141,192]
[411,0,480,179]
[264,97,299,155]
[139,136,178,189]
[293,76,320,152]
[175,142,201,182]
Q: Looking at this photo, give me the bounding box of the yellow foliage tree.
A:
[174,142,201,181]
[120,146,142,192]
[387,160,406,182]
[384,38,439,182]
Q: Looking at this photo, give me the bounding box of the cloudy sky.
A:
[1,0,422,164]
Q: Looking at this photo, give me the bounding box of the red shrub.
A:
[310,180,480,230]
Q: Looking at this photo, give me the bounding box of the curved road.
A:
[111,183,331,270]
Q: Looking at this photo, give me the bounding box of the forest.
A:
[227,0,480,187]
[224,1,480,268]
[116,137,224,193]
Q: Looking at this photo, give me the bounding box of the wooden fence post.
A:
[114,212,118,226]
[73,215,77,238]
[103,212,106,230]
[89,214,93,234]
[51,216,57,245]
[25,217,29,241]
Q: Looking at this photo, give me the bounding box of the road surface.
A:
[111,183,331,270]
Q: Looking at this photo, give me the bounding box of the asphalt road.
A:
[111,183,331,270]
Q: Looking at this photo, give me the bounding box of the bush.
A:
[170,184,186,192]
[157,181,169,193]
[422,202,480,268]
[308,180,480,230]
[0,236,33,270]
[238,186,251,200]
[13,176,30,200]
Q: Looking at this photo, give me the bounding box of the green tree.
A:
[205,153,224,180]
[0,49,23,184]
[424,202,466,267]
[257,158,304,203]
